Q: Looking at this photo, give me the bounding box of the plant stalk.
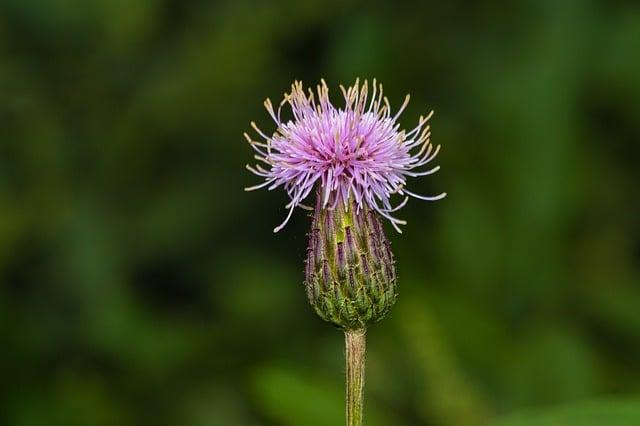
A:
[345,328,366,426]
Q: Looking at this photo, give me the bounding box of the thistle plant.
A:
[245,79,444,425]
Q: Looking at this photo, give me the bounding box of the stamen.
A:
[273,201,297,232]
[403,165,440,177]
[245,177,276,191]
[381,196,409,212]
[400,188,447,201]
[251,121,271,142]
[392,94,411,122]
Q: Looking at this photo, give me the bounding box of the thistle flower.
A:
[245,79,445,233]
[245,79,445,426]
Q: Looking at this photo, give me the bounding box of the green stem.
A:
[345,328,366,426]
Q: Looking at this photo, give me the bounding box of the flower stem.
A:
[345,328,366,426]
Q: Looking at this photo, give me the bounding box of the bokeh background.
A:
[1,0,639,425]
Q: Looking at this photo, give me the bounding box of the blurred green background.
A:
[1,0,640,425]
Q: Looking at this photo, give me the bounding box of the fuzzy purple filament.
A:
[245,79,446,233]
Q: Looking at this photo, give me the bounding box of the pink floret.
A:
[245,79,445,233]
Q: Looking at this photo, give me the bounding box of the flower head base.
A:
[305,193,397,330]
[245,79,445,233]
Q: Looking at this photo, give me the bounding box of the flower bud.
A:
[304,197,397,330]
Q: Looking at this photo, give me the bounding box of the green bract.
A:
[304,197,397,330]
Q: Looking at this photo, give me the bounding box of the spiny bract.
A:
[305,195,397,330]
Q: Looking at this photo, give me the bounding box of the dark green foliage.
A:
[0,0,639,425]
[493,398,640,426]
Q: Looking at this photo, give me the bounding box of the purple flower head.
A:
[245,79,446,233]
